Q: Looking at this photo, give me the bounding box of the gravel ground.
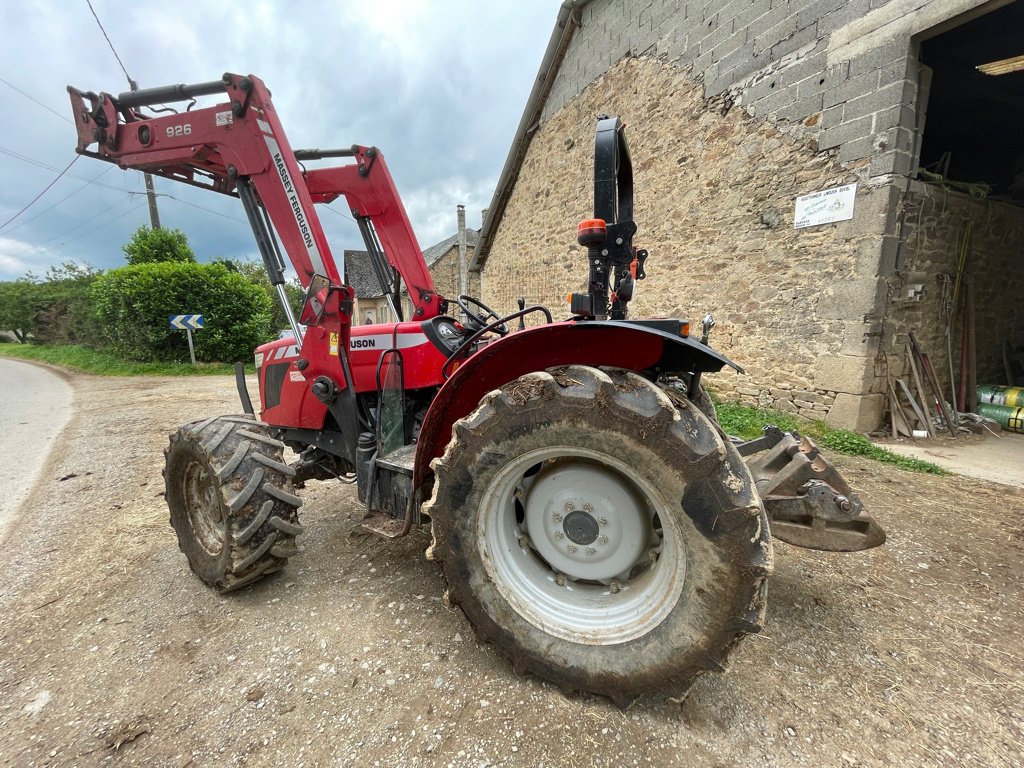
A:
[0,371,1022,767]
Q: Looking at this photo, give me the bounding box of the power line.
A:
[162,195,247,223]
[85,0,134,88]
[0,146,139,194]
[323,204,357,224]
[51,201,148,253]
[83,0,166,232]
[5,197,135,257]
[0,155,80,231]
[0,77,73,124]
[2,166,114,235]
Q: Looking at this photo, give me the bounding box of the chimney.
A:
[457,204,468,299]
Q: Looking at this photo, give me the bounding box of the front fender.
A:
[413,320,741,487]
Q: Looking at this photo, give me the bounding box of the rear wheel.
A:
[425,366,772,705]
[164,414,303,592]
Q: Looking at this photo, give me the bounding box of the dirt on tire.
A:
[1,370,1022,767]
[426,365,771,705]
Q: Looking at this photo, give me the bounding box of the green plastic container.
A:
[977,384,1024,408]
[976,402,1024,433]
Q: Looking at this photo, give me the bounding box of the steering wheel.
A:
[455,295,509,336]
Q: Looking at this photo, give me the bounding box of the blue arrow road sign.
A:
[169,314,204,330]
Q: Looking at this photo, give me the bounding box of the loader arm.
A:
[67,73,444,319]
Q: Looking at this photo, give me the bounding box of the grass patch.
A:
[0,343,243,376]
[714,397,948,475]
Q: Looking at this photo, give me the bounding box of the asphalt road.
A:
[0,359,72,542]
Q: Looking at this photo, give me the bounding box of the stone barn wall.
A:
[479,0,996,430]
[482,55,894,428]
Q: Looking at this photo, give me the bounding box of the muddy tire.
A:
[163,414,303,592]
[425,366,773,705]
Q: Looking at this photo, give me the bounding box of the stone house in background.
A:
[474,0,1024,431]
[346,209,480,324]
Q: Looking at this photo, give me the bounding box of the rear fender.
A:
[413,320,740,488]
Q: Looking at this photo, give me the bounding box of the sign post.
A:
[169,314,205,365]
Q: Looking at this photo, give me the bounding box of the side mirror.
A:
[299,274,331,325]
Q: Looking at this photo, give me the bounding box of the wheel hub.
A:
[563,510,599,545]
[524,460,649,582]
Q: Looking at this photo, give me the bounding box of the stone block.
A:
[821,103,844,129]
[793,390,824,403]
[817,0,872,36]
[732,0,773,31]
[836,134,876,163]
[779,92,824,122]
[770,24,821,63]
[823,70,880,108]
[818,115,872,150]
[847,38,911,79]
[826,392,885,432]
[795,0,847,30]
[813,355,873,394]
[869,149,914,178]
[817,277,885,321]
[780,43,828,79]
[843,81,908,123]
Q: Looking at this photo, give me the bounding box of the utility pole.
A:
[457,204,467,298]
[129,79,161,229]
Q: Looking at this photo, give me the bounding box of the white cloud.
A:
[0,0,559,282]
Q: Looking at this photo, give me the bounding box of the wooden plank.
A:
[910,331,957,438]
[922,349,959,438]
[905,343,935,437]
[896,376,929,432]
[888,382,913,437]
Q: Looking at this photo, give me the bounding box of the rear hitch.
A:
[739,426,886,552]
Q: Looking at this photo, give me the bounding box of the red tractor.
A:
[69,74,884,705]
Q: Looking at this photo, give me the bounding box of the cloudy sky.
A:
[0,0,557,281]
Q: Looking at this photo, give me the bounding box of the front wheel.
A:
[425,366,772,705]
[163,414,303,592]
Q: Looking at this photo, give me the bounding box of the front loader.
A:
[69,74,884,705]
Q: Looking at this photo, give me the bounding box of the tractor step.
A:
[360,508,411,539]
[360,443,419,539]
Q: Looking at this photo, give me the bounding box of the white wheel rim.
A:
[478,446,686,645]
[184,461,225,556]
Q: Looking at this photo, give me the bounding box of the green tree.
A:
[122,225,196,265]
[0,279,36,343]
[31,262,104,346]
[215,257,303,335]
[92,261,271,363]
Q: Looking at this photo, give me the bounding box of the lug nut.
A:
[567,544,577,554]
[583,504,593,513]
[598,536,608,545]
[598,518,607,527]
[564,503,573,512]
[517,535,529,549]
[609,580,621,594]
[553,513,563,523]
[555,573,566,587]
[586,547,596,556]
[555,531,564,540]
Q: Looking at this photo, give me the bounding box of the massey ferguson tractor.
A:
[69,73,884,705]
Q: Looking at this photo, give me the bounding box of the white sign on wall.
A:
[794,183,857,229]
